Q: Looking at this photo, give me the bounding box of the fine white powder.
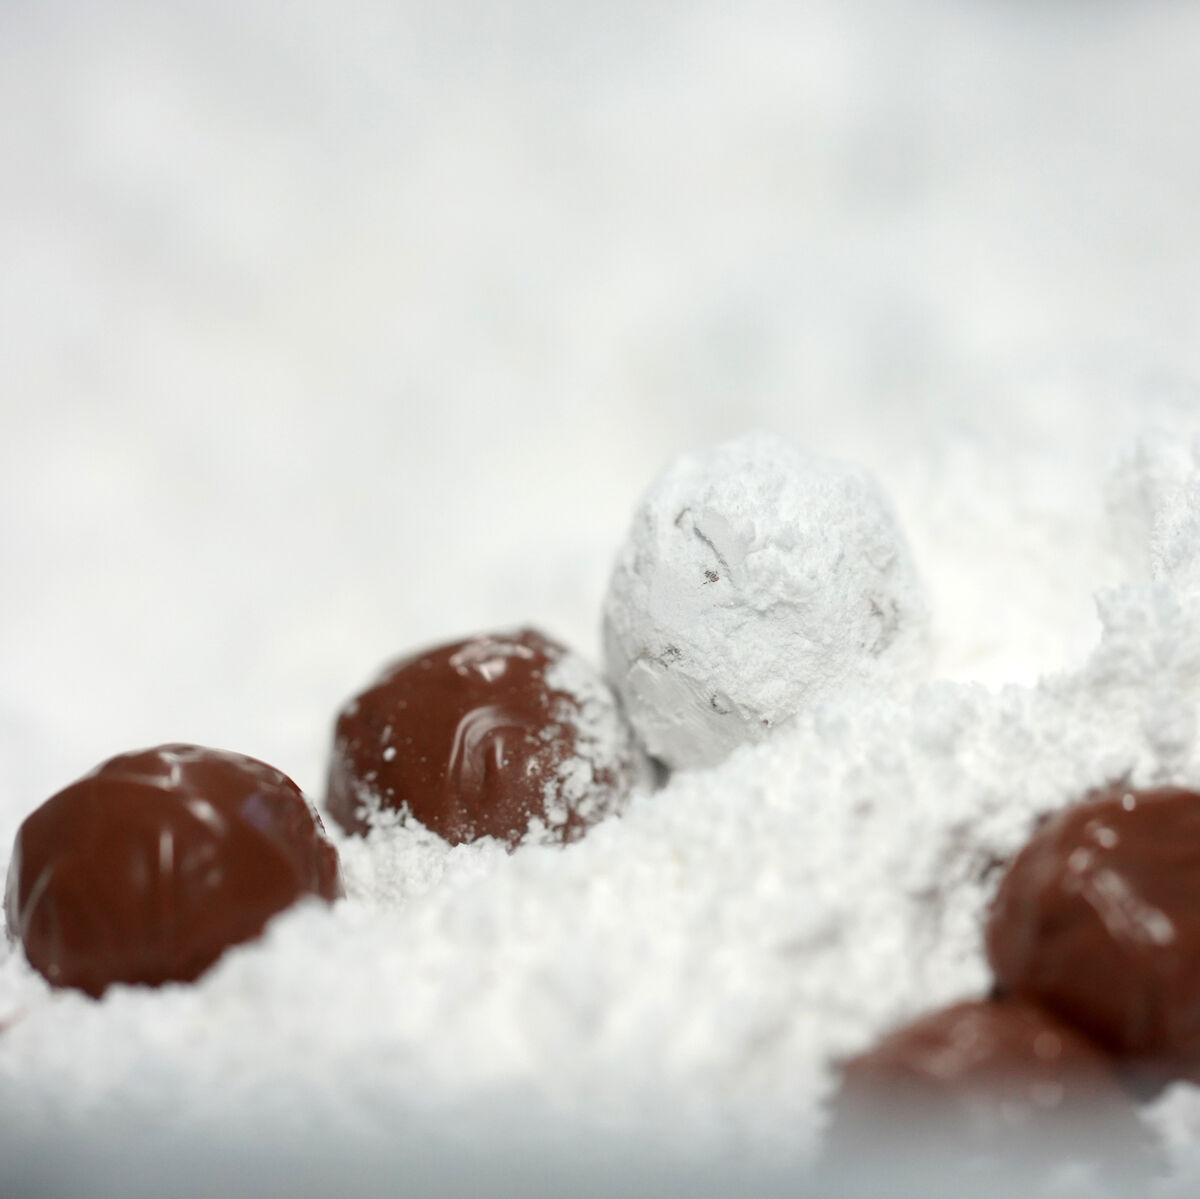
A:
[6,419,1200,1195]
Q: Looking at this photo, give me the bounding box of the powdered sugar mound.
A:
[1144,1085,1200,1196]
[6,556,1200,1168]
[602,432,932,770]
[332,819,509,908]
[8,417,1200,1186]
[1135,443,1200,601]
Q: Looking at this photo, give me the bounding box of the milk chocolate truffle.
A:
[987,785,1200,1077]
[825,998,1148,1177]
[5,744,341,998]
[326,628,641,847]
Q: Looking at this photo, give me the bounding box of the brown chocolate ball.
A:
[326,628,640,848]
[825,998,1149,1178]
[987,786,1200,1077]
[5,744,341,998]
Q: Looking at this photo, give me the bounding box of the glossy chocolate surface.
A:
[5,744,341,998]
[326,628,636,847]
[988,786,1200,1075]
[826,998,1147,1175]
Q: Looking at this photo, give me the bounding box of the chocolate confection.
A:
[987,785,1200,1078]
[326,627,640,848]
[5,744,341,998]
[824,998,1149,1178]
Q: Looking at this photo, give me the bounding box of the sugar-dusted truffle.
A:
[602,432,931,770]
[325,627,642,847]
[5,744,341,998]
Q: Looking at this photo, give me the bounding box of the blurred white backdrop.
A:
[3,0,1200,829]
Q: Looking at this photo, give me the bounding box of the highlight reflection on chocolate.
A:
[5,744,341,998]
[988,785,1200,1079]
[326,628,639,848]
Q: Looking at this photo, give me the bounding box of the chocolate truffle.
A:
[326,628,641,847]
[825,998,1148,1178]
[5,744,341,998]
[987,785,1200,1077]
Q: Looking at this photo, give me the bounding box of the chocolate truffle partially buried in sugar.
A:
[987,785,1200,1079]
[825,998,1149,1178]
[326,628,641,847]
[5,744,341,998]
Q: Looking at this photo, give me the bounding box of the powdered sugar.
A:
[6,424,1200,1188]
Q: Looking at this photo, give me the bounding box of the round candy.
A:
[325,627,642,847]
[602,432,931,771]
[987,785,1200,1077]
[825,998,1148,1178]
[5,744,341,998]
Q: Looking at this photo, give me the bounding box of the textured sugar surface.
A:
[603,432,932,769]
[6,414,1200,1190]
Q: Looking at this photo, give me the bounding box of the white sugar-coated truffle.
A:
[603,432,932,769]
